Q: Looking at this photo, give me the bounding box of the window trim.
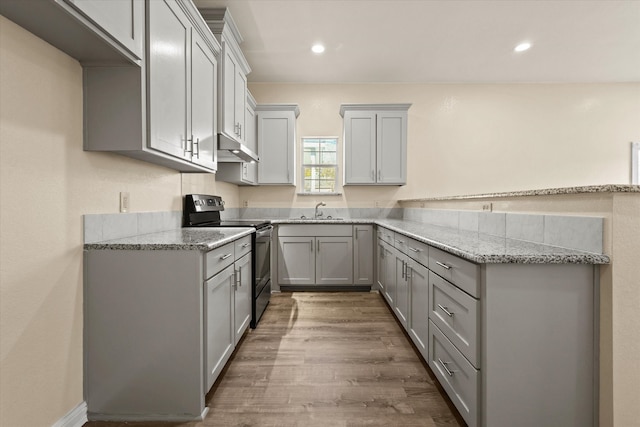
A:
[301,136,340,194]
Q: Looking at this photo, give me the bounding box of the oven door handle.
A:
[255,226,273,239]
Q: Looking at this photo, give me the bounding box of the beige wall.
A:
[0,17,239,426]
[245,82,639,206]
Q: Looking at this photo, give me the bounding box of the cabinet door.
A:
[376,111,407,184]
[148,0,190,160]
[409,262,429,359]
[234,70,247,143]
[376,240,386,294]
[204,264,234,392]
[234,253,251,344]
[316,237,353,285]
[258,110,296,185]
[220,47,238,139]
[394,251,410,329]
[190,28,217,171]
[277,237,315,285]
[382,242,396,306]
[70,0,144,59]
[344,111,376,184]
[245,99,258,154]
[354,225,374,285]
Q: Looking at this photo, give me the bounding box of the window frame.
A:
[300,136,340,194]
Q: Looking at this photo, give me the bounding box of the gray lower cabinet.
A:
[353,225,374,285]
[84,234,251,421]
[233,252,252,344]
[375,225,597,427]
[408,261,429,360]
[277,224,364,287]
[204,264,234,392]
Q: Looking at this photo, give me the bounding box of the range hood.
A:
[217,133,259,163]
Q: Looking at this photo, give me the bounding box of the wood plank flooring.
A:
[84,292,463,427]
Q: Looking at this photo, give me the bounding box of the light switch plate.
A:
[120,192,130,213]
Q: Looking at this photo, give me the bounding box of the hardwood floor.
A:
[85,292,463,427]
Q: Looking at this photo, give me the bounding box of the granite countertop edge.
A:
[84,228,254,251]
[400,184,640,202]
[274,218,609,265]
[84,219,610,265]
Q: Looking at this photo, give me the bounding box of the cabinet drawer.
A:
[205,243,235,279]
[429,247,480,298]
[377,227,394,245]
[429,272,480,367]
[429,320,479,427]
[404,238,429,267]
[279,224,352,237]
[234,235,252,259]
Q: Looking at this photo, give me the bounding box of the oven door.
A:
[252,225,272,327]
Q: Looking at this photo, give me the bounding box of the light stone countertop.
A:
[273,218,610,264]
[374,219,609,265]
[84,219,609,264]
[400,184,640,202]
[83,227,254,251]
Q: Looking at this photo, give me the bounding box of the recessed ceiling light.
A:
[514,42,532,52]
[311,44,325,54]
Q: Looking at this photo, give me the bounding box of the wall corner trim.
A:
[51,401,87,427]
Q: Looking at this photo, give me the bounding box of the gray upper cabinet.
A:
[70,0,144,60]
[200,8,257,162]
[0,0,143,65]
[83,0,221,173]
[340,104,411,185]
[256,105,300,185]
[148,0,190,161]
[216,91,258,185]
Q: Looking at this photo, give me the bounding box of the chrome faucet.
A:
[315,202,326,218]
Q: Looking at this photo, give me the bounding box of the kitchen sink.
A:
[289,216,344,221]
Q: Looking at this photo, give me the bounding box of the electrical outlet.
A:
[120,192,130,213]
[243,200,249,207]
[482,203,492,212]
[375,200,382,208]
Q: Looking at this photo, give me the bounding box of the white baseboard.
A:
[52,401,87,427]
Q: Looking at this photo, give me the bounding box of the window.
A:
[302,137,338,193]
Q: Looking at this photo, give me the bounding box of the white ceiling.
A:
[193,0,640,84]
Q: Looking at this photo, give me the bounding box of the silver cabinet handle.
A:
[220,253,232,260]
[238,267,242,287]
[371,170,375,180]
[193,137,200,159]
[241,243,250,248]
[401,260,406,279]
[378,170,381,181]
[436,261,452,270]
[437,304,454,317]
[405,265,411,281]
[396,239,405,244]
[310,239,313,252]
[317,240,320,252]
[183,136,193,156]
[438,358,455,376]
[408,247,420,252]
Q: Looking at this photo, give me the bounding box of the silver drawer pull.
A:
[408,247,421,252]
[438,358,456,376]
[436,261,452,270]
[437,304,454,317]
[396,239,405,244]
[241,243,250,248]
[220,253,232,260]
